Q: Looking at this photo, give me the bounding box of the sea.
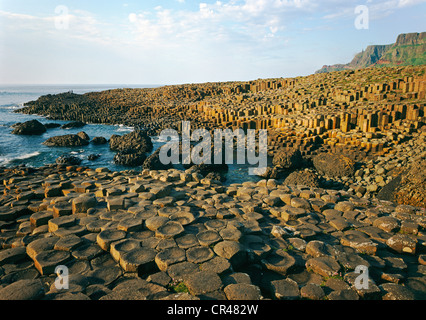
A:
[0,85,259,185]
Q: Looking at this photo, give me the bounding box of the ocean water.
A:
[0,85,260,185]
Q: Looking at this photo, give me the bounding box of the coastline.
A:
[0,66,425,301]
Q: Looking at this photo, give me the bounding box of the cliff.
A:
[316,32,426,74]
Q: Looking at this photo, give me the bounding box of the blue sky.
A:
[0,0,425,85]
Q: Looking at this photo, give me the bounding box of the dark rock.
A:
[44,123,61,129]
[113,150,147,167]
[284,170,321,187]
[143,148,173,171]
[61,121,86,129]
[87,154,100,161]
[313,152,356,177]
[55,155,82,166]
[77,131,89,140]
[0,279,45,300]
[92,136,108,145]
[224,283,262,300]
[11,120,46,135]
[43,134,90,147]
[109,130,153,153]
[272,148,304,170]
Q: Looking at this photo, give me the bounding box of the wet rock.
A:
[92,136,108,145]
[61,121,86,129]
[11,120,46,135]
[77,131,89,141]
[55,155,82,166]
[43,134,89,147]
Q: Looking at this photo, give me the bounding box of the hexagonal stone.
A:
[270,278,300,300]
[71,244,103,261]
[96,229,127,251]
[86,219,110,232]
[305,240,339,258]
[386,234,417,255]
[119,248,158,274]
[213,241,247,269]
[224,283,262,300]
[48,216,76,233]
[290,197,311,210]
[306,256,341,278]
[169,211,195,226]
[281,206,306,221]
[0,246,27,266]
[52,202,73,218]
[300,283,325,300]
[334,201,354,212]
[155,247,186,271]
[72,195,97,214]
[175,234,199,249]
[373,216,400,233]
[30,211,53,228]
[200,256,232,275]
[33,250,71,275]
[219,227,242,242]
[340,231,378,255]
[54,234,83,252]
[0,279,45,300]
[155,221,184,239]
[204,219,227,231]
[261,249,296,275]
[167,261,200,282]
[197,230,222,246]
[53,224,88,238]
[26,236,60,259]
[85,266,123,287]
[145,216,169,231]
[117,217,143,232]
[184,271,222,296]
[110,239,141,262]
[328,289,359,300]
[186,246,215,264]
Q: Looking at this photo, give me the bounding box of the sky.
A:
[0,0,425,85]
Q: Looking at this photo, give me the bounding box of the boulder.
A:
[11,120,46,135]
[43,134,89,147]
[272,148,304,170]
[87,154,100,161]
[284,170,321,187]
[92,136,108,145]
[77,131,90,140]
[143,148,173,171]
[55,155,82,166]
[313,152,356,177]
[113,150,147,167]
[61,121,86,129]
[109,130,153,154]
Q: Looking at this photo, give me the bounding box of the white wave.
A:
[116,124,134,132]
[0,151,41,165]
